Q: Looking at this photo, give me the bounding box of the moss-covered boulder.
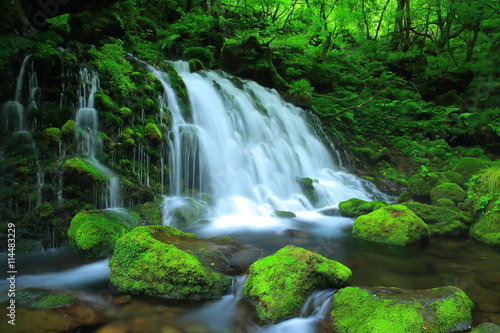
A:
[243,245,351,321]
[452,157,491,180]
[471,323,500,333]
[331,286,474,333]
[402,202,472,236]
[471,212,500,246]
[295,177,318,206]
[352,205,430,246]
[408,172,446,200]
[109,226,239,298]
[338,198,388,217]
[430,182,467,204]
[68,210,139,257]
[63,158,107,182]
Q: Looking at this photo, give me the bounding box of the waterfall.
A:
[1,55,44,206]
[73,67,121,209]
[150,62,386,230]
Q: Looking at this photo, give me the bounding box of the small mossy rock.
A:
[430,182,466,204]
[408,172,446,200]
[145,122,162,143]
[466,167,500,214]
[167,198,203,226]
[63,157,107,183]
[44,127,61,146]
[331,286,474,333]
[243,245,351,321]
[338,198,388,217]
[451,157,491,180]
[402,202,472,236]
[68,210,139,257]
[274,210,296,218]
[16,289,78,309]
[295,177,318,206]
[133,201,163,225]
[61,119,76,142]
[435,198,458,210]
[471,323,500,333]
[109,226,234,298]
[470,212,500,246]
[352,205,430,246]
[442,171,466,188]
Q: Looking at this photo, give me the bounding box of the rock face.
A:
[242,245,351,321]
[331,286,474,333]
[338,198,388,217]
[109,225,242,298]
[67,209,140,257]
[402,202,472,236]
[352,204,430,246]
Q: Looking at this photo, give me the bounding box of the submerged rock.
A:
[243,245,351,321]
[353,204,430,246]
[338,198,388,217]
[402,202,472,236]
[109,226,243,298]
[471,322,500,333]
[331,286,474,333]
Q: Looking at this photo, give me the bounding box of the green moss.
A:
[94,90,120,113]
[61,119,76,141]
[68,210,139,257]
[44,128,61,146]
[17,289,78,309]
[274,210,296,218]
[243,245,351,321]
[471,212,500,246]
[109,225,231,298]
[338,198,388,217]
[133,202,163,225]
[408,172,446,199]
[352,205,430,246]
[451,157,491,180]
[145,122,162,142]
[188,58,207,72]
[430,182,466,204]
[435,198,457,210]
[402,202,471,236]
[63,158,107,182]
[331,286,473,333]
[295,177,318,206]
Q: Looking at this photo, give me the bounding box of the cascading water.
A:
[151,62,387,231]
[1,55,44,205]
[74,67,121,209]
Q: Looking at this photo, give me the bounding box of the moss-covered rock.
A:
[63,158,107,183]
[61,119,76,143]
[145,122,162,143]
[295,177,318,206]
[338,198,388,217]
[68,210,139,257]
[273,210,296,218]
[430,182,467,204]
[435,198,457,210]
[352,205,430,246]
[401,202,472,236]
[471,323,500,333]
[109,225,235,298]
[331,286,474,333]
[451,157,491,180]
[408,172,446,200]
[16,289,78,309]
[243,245,351,321]
[44,127,61,146]
[133,201,163,225]
[167,198,204,226]
[470,212,500,246]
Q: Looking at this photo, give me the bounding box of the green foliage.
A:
[183,47,214,69]
[243,245,351,321]
[16,289,78,310]
[288,79,313,103]
[88,43,135,96]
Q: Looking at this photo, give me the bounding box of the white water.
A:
[74,67,121,209]
[151,62,387,233]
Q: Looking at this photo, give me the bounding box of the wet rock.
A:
[274,210,296,218]
[228,248,263,271]
[338,198,388,217]
[471,322,500,332]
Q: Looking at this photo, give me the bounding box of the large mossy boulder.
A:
[243,245,351,321]
[430,182,466,204]
[352,205,430,246]
[452,157,491,181]
[109,226,240,298]
[407,171,466,201]
[338,198,388,217]
[402,202,472,236]
[331,286,474,333]
[471,323,500,333]
[471,212,500,246]
[68,210,139,257]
